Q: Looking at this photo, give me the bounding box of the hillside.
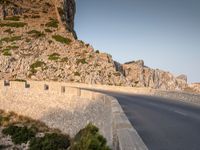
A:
[0,0,189,90]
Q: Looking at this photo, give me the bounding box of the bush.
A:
[95,50,100,53]
[4,28,14,34]
[0,36,21,43]
[0,115,3,125]
[61,57,68,62]
[52,35,72,44]
[2,48,11,56]
[44,28,52,33]
[71,123,111,150]
[0,22,27,28]
[30,61,46,73]
[2,125,36,144]
[5,16,20,21]
[29,133,70,150]
[74,72,80,76]
[48,53,60,61]
[6,45,19,49]
[45,18,59,28]
[76,58,87,65]
[27,30,45,38]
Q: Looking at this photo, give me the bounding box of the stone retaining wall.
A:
[0,80,148,150]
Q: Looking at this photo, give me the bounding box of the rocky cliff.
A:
[0,0,189,91]
[120,60,187,90]
[185,83,200,94]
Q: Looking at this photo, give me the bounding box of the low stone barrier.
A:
[0,80,148,150]
[65,82,200,105]
[154,90,200,105]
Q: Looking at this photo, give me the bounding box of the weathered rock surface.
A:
[187,83,200,94]
[0,0,190,91]
[121,60,188,90]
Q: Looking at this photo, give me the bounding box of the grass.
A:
[52,35,72,44]
[30,61,46,74]
[0,36,21,43]
[27,30,45,38]
[5,16,20,21]
[0,22,27,28]
[48,53,60,61]
[2,49,11,56]
[45,18,59,28]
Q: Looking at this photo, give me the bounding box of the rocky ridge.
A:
[0,0,190,91]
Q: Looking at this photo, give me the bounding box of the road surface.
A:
[99,90,200,150]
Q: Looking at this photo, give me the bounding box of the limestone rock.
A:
[0,0,190,91]
[187,83,200,93]
[121,60,188,90]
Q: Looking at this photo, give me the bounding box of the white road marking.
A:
[173,110,187,116]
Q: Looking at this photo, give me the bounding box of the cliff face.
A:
[54,0,76,38]
[0,0,76,37]
[120,60,187,90]
[0,0,189,91]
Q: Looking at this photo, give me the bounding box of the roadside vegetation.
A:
[0,110,111,150]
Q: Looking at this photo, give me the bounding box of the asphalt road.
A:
[100,91,200,150]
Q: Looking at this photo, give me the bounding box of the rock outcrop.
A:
[0,0,190,91]
[121,60,187,90]
[186,83,200,94]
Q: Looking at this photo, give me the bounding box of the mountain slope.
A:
[0,0,188,90]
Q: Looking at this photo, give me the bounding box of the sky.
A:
[75,0,200,83]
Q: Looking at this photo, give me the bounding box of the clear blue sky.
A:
[75,0,200,83]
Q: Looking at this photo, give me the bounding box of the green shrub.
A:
[6,45,19,49]
[27,30,45,38]
[0,36,21,43]
[45,18,59,28]
[31,15,40,19]
[2,125,36,144]
[5,16,20,21]
[0,22,27,28]
[0,115,3,125]
[14,79,26,82]
[30,61,46,73]
[4,28,14,34]
[71,123,111,150]
[29,133,70,150]
[74,72,80,76]
[2,49,11,56]
[44,28,52,33]
[0,145,9,149]
[52,35,72,44]
[95,50,100,53]
[48,53,60,61]
[26,38,31,42]
[76,58,87,65]
[61,57,68,62]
